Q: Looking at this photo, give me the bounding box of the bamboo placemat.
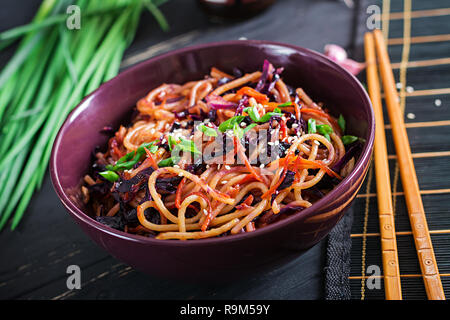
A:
[350,0,450,299]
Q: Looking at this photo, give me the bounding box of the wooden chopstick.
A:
[364,32,403,300]
[373,29,446,300]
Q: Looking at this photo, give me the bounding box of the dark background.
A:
[0,0,365,299]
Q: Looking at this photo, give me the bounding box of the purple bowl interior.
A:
[51,40,374,248]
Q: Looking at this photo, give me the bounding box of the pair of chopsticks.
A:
[364,30,445,300]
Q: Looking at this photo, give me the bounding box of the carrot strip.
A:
[294,102,301,120]
[279,117,288,142]
[233,136,265,184]
[144,147,159,170]
[292,157,342,180]
[235,194,254,210]
[262,168,287,199]
[236,86,269,103]
[236,174,260,186]
[175,177,186,209]
[261,151,294,199]
[186,191,212,212]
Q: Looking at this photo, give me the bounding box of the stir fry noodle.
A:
[83,60,362,240]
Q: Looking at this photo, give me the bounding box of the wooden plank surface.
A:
[0,0,358,300]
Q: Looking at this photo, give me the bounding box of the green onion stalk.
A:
[0,0,170,230]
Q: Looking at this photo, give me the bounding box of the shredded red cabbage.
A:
[206,94,238,110]
[277,170,296,191]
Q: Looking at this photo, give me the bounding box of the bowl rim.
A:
[50,39,374,247]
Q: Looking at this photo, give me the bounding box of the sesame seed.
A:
[221,180,228,184]
[173,165,180,169]
[396,82,403,89]
[225,165,231,170]
[435,99,442,107]
[260,163,265,168]
[406,112,416,119]
[292,123,298,128]
[240,122,247,127]
[206,164,210,169]
[203,209,208,215]
[406,86,414,93]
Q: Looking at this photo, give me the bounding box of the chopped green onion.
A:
[257,108,282,123]
[308,118,316,134]
[233,123,244,139]
[243,106,260,122]
[243,123,257,134]
[342,135,359,145]
[278,101,293,107]
[198,124,218,137]
[177,137,201,155]
[148,145,159,153]
[338,114,346,132]
[317,124,333,141]
[218,115,246,132]
[168,135,177,151]
[110,141,156,172]
[158,156,179,167]
[233,122,257,139]
[99,170,119,182]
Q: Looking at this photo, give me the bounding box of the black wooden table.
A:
[0,0,362,300]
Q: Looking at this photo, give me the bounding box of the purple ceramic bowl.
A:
[50,40,374,280]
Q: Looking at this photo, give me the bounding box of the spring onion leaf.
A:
[0,0,171,230]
